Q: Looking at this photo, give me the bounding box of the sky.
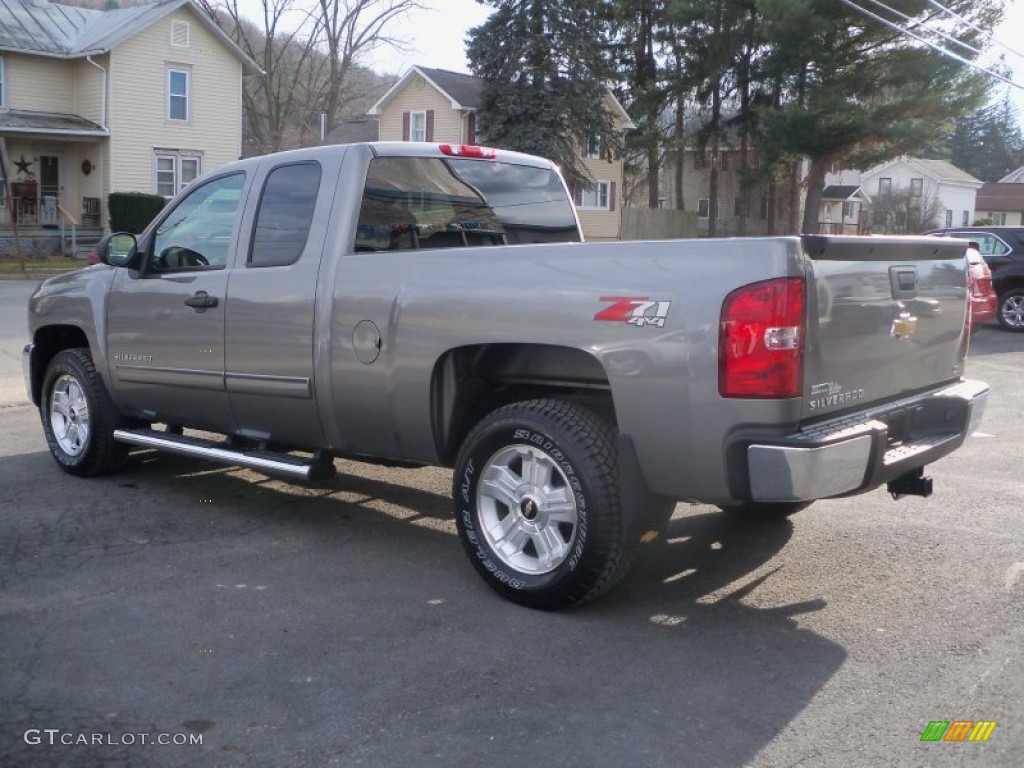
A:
[233,0,1024,113]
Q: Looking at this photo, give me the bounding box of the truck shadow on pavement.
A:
[2,449,845,768]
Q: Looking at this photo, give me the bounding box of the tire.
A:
[718,501,812,521]
[453,399,634,609]
[997,288,1024,332]
[40,348,129,477]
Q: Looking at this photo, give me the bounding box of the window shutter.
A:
[402,112,410,141]
[467,112,476,145]
[609,181,616,211]
[425,110,434,142]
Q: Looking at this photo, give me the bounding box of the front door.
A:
[106,172,248,432]
[39,154,60,226]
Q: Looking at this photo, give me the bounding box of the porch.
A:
[0,109,109,256]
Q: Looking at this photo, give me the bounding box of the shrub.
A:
[108,192,167,234]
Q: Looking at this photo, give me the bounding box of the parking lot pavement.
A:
[1,324,1021,767]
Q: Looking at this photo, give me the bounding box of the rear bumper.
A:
[745,379,989,502]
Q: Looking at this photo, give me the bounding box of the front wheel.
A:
[40,348,128,476]
[997,288,1024,332]
[453,399,634,609]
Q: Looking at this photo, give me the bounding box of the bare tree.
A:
[199,0,324,154]
[868,185,943,235]
[312,0,421,137]
[198,0,417,153]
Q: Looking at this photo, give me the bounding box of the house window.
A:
[991,212,1006,225]
[168,68,190,121]
[0,56,5,109]
[409,111,426,142]
[720,153,728,171]
[574,181,610,210]
[878,178,891,197]
[586,134,602,159]
[945,209,953,227]
[698,198,710,219]
[171,21,190,48]
[155,152,201,198]
[962,210,970,226]
[842,201,857,219]
[909,177,923,198]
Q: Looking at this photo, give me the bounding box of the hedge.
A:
[108,192,167,234]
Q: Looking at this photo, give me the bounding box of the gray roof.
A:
[822,185,861,200]
[1000,166,1024,183]
[417,67,483,109]
[909,158,982,185]
[323,117,379,145]
[0,0,259,72]
[0,108,107,136]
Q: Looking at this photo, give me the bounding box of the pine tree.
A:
[467,0,618,190]
[753,0,1002,233]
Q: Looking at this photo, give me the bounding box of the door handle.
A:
[184,292,218,309]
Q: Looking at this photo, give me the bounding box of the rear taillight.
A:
[719,277,805,398]
[439,144,497,159]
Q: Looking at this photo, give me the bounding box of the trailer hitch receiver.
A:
[888,467,933,500]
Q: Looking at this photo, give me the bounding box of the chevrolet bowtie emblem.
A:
[891,311,918,339]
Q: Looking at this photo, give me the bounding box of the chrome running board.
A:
[113,428,334,481]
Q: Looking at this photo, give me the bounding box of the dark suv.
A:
[924,226,1024,331]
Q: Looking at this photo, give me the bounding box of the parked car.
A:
[966,246,998,330]
[923,226,1024,331]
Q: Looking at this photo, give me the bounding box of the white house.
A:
[859,157,983,231]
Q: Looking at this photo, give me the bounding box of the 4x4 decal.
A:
[595,297,672,327]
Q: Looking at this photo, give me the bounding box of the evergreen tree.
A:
[753,0,1002,233]
[467,0,618,190]
[944,96,1024,181]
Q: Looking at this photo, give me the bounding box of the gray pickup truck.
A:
[24,142,988,608]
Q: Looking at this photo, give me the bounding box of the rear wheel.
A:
[718,501,812,520]
[453,399,635,609]
[40,348,128,476]
[997,288,1024,332]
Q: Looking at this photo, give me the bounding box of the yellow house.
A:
[0,0,258,256]
[368,66,635,241]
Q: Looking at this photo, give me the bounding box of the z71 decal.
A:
[595,297,672,328]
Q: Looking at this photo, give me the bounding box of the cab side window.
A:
[248,162,321,267]
[151,173,245,271]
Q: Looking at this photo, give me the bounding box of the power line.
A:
[922,0,1024,65]
[859,0,985,60]
[841,0,1023,91]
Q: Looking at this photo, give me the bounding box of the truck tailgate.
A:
[802,236,969,421]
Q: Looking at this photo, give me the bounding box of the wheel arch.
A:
[29,325,91,406]
[430,343,616,465]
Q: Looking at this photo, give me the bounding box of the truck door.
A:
[223,157,336,447]
[106,172,247,431]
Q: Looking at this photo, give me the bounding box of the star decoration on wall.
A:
[14,155,34,177]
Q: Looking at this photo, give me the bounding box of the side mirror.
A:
[97,232,139,268]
